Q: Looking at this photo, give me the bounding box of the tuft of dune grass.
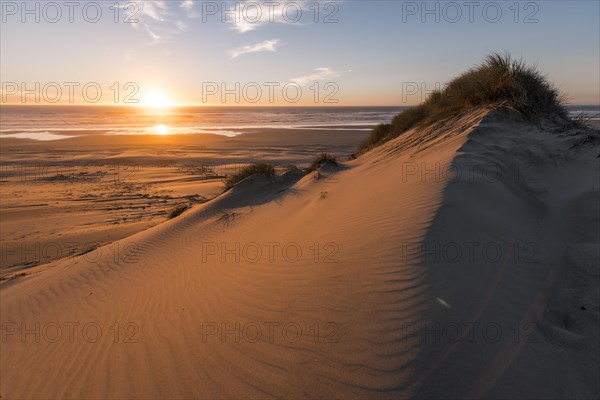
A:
[223,163,275,190]
[307,153,338,172]
[360,52,570,152]
[168,204,189,219]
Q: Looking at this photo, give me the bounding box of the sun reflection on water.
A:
[154,124,169,135]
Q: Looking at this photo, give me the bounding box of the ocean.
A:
[0,105,597,141]
[0,106,405,141]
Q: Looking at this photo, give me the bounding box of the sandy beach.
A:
[0,127,368,275]
[1,106,598,398]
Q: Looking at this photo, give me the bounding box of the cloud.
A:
[175,20,188,31]
[180,0,198,18]
[180,0,194,9]
[229,39,280,59]
[121,1,190,44]
[234,19,261,34]
[144,25,163,42]
[290,67,350,86]
[140,0,168,21]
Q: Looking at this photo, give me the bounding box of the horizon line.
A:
[2,103,599,108]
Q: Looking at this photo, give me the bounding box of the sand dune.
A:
[0,127,368,274]
[1,109,598,399]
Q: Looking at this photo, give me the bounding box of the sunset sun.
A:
[142,90,171,108]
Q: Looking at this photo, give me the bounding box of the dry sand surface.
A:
[0,128,367,275]
[0,110,598,398]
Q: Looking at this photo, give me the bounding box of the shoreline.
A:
[0,127,370,275]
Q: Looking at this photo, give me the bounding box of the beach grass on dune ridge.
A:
[307,153,339,172]
[222,154,339,191]
[223,163,276,190]
[360,52,571,152]
[168,204,189,219]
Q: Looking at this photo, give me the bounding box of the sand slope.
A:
[0,127,369,275]
[1,109,598,399]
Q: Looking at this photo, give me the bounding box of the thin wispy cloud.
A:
[175,20,188,31]
[124,0,341,44]
[290,67,350,86]
[229,39,280,59]
[180,0,194,10]
[123,1,189,44]
[143,25,164,43]
[230,1,291,33]
[180,0,198,18]
[140,0,168,21]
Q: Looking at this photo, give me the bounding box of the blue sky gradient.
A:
[1,0,598,105]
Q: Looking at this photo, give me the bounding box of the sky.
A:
[1,0,599,106]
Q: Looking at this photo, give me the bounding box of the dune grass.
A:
[224,163,275,190]
[168,204,189,219]
[307,153,338,172]
[360,52,570,151]
[222,156,341,191]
